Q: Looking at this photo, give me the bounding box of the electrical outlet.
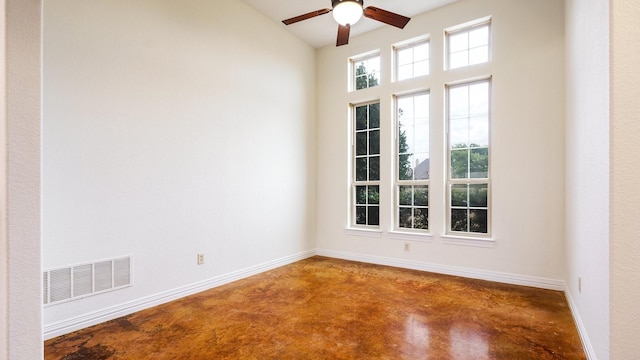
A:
[578,277,582,293]
[197,253,205,265]
[404,242,410,252]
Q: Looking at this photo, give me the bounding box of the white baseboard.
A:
[564,288,598,360]
[315,248,566,291]
[44,248,569,340]
[43,249,315,340]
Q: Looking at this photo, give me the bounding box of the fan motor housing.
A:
[332,0,364,8]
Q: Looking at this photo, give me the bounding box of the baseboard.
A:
[564,288,598,360]
[315,248,565,291]
[44,248,567,340]
[43,249,315,340]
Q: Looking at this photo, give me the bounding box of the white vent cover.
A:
[43,256,132,306]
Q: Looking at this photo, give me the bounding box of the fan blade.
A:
[363,6,411,29]
[282,8,331,25]
[336,24,350,46]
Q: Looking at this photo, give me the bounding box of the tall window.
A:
[352,53,380,90]
[396,92,430,231]
[447,79,490,235]
[446,19,491,70]
[395,39,430,81]
[353,102,381,227]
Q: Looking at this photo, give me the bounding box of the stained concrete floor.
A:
[44,256,586,359]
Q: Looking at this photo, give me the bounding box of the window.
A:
[396,92,430,231]
[345,16,493,243]
[446,19,491,70]
[447,79,490,235]
[352,53,380,90]
[353,102,381,227]
[395,39,430,81]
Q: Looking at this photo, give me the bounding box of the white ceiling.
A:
[240,0,458,48]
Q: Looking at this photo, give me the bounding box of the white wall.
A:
[43,0,316,331]
[4,0,43,358]
[565,1,610,359]
[610,1,640,358]
[316,0,566,283]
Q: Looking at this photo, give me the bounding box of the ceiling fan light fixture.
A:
[332,0,363,26]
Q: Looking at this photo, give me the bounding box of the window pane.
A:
[368,206,380,226]
[415,94,429,119]
[399,208,412,228]
[369,130,380,155]
[451,209,468,232]
[449,51,468,69]
[415,186,428,206]
[447,21,490,70]
[451,148,469,179]
[356,106,367,130]
[398,65,412,81]
[449,33,468,53]
[355,186,367,204]
[356,206,367,225]
[415,43,429,61]
[414,124,429,153]
[414,154,430,180]
[356,132,367,156]
[355,74,367,90]
[469,209,488,233]
[398,48,413,65]
[369,103,380,128]
[401,125,415,153]
[414,61,429,77]
[414,208,429,230]
[398,92,429,182]
[398,154,413,180]
[369,57,380,76]
[399,186,412,206]
[469,26,489,47]
[470,148,488,178]
[469,47,488,65]
[449,86,469,118]
[470,83,488,114]
[469,184,488,207]
[446,77,490,235]
[354,55,380,90]
[368,186,380,205]
[369,156,380,181]
[451,184,468,207]
[398,97,414,120]
[450,119,468,148]
[395,41,430,81]
[468,116,489,147]
[355,158,367,181]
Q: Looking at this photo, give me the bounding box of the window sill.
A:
[344,227,383,238]
[389,231,433,243]
[441,234,495,248]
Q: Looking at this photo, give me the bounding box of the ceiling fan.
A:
[282,0,411,47]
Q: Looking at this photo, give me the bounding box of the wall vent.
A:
[43,256,132,306]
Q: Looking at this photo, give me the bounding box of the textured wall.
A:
[5,0,43,358]
[43,0,316,330]
[316,0,566,281]
[610,0,640,358]
[564,0,610,358]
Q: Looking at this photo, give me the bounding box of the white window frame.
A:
[394,91,431,233]
[351,100,381,228]
[445,78,492,237]
[350,51,381,92]
[393,36,430,82]
[445,17,492,70]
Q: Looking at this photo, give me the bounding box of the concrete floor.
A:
[44,256,586,359]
